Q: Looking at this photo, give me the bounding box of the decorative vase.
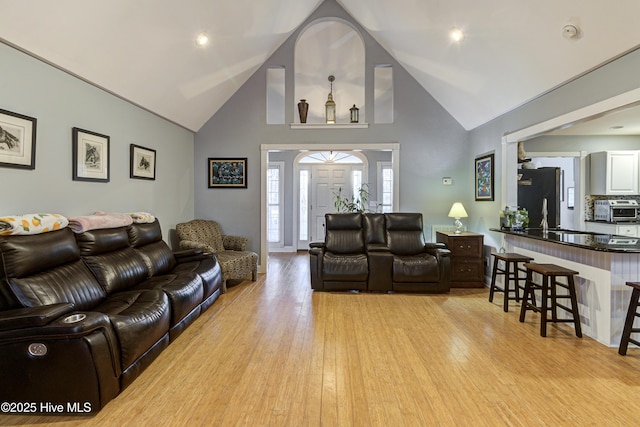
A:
[298,99,309,124]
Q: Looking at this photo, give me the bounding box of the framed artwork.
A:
[208,157,247,188]
[475,153,494,201]
[130,144,156,180]
[0,108,37,170]
[72,127,110,182]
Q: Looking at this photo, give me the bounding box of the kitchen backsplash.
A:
[584,195,640,221]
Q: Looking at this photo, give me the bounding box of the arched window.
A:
[298,151,364,164]
[294,19,365,124]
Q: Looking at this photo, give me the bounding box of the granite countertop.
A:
[490,227,640,253]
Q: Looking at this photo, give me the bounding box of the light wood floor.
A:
[3,252,640,426]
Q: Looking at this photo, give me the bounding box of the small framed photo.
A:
[475,153,495,201]
[0,108,37,170]
[208,157,247,188]
[72,127,110,182]
[130,144,156,180]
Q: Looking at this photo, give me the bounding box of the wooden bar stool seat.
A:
[619,282,640,356]
[489,252,534,312]
[519,263,582,338]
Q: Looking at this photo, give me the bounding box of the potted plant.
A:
[333,184,380,213]
[500,207,530,230]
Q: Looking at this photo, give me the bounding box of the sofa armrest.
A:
[309,241,325,249]
[173,247,213,263]
[222,235,247,251]
[425,242,447,250]
[424,247,451,291]
[0,303,75,332]
[174,248,204,257]
[366,243,389,252]
[0,310,121,411]
[425,246,451,258]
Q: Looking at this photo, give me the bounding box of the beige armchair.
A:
[176,219,258,292]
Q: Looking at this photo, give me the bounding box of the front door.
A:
[310,164,352,242]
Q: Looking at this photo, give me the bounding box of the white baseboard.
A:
[268,246,297,253]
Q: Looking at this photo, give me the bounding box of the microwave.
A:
[594,199,639,222]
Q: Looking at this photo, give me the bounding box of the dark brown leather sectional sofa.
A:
[0,220,222,414]
[309,213,451,293]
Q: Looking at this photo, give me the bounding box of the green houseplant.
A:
[333,184,380,213]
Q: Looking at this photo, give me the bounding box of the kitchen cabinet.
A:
[585,222,639,237]
[436,231,484,288]
[589,150,639,195]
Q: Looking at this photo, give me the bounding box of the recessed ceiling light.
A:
[195,32,210,47]
[450,28,465,43]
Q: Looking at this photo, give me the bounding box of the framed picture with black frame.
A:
[130,144,156,180]
[0,108,37,170]
[475,153,494,201]
[72,127,110,182]
[208,157,247,188]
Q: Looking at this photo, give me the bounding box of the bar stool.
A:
[488,252,534,312]
[519,263,582,338]
[618,282,640,356]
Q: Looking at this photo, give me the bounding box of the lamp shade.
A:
[448,202,468,219]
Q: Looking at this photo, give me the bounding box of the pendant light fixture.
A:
[325,75,336,124]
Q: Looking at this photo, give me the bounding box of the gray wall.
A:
[469,47,640,251]
[0,43,195,243]
[527,135,640,152]
[195,0,469,256]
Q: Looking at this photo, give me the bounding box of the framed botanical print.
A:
[0,108,37,170]
[208,157,247,188]
[475,153,494,201]
[72,127,110,182]
[130,144,156,180]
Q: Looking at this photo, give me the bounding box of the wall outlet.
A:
[442,177,452,185]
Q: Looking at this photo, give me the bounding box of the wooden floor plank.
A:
[3,251,640,426]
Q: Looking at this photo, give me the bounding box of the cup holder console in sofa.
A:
[0,219,222,413]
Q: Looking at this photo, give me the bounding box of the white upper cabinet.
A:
[590,151,639,195]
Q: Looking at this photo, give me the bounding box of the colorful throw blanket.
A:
[68,212,133,233]
[0,213,69,235]
[129,212,155,224]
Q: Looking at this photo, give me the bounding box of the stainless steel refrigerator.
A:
[517,167,561,228]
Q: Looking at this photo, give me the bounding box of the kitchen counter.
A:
[490,227,640,253]
[490,227,640,347]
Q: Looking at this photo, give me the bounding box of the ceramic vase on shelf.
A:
[298,99,309,123]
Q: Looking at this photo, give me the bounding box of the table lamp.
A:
[448,202,468,234]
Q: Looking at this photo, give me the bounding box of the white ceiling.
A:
[1,0,640,132]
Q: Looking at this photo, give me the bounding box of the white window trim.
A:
[267,161,285,248]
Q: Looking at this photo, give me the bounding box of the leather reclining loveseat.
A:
[0,219,222,413]
[309,213,451,293]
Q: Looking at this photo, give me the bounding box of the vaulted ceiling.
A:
[1,0,639,132]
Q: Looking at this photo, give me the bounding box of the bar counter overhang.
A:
[491,227,640,347]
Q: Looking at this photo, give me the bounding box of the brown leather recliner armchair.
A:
[384,213,451,293]
[309,213,368,291]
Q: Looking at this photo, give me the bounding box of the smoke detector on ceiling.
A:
[562,24,580,39]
